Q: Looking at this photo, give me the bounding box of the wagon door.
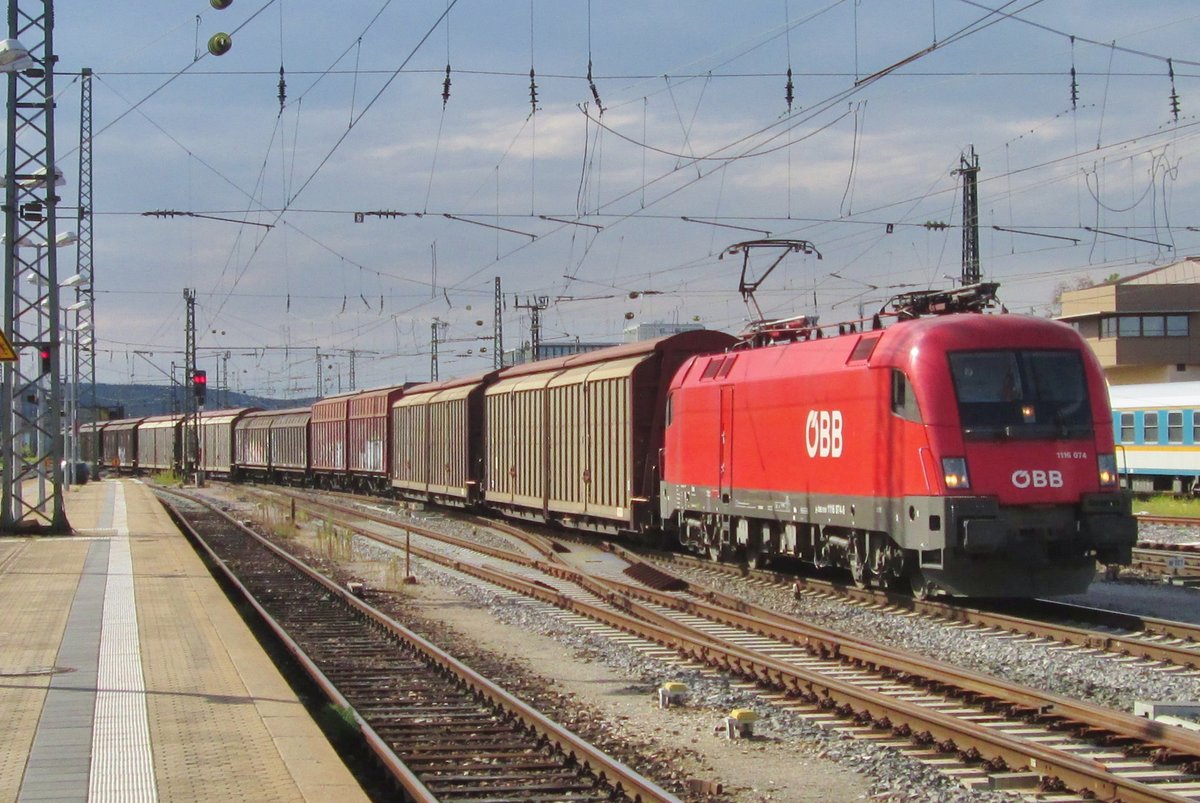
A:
[719,384,734,504]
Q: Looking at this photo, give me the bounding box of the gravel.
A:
[209,487,1200,800]
[384,547,1016,803]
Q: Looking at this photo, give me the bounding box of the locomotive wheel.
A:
[746,539,770,570]
[848,535,869,589]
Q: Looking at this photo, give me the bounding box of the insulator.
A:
[1168,59,1181,122]
[442,64,452,108]
[785,67,794,111]
[1070,66,1078,109]
[529,68,538,112]
[277,66,286,110]
[207,32,232,56]
[587,60,604,114]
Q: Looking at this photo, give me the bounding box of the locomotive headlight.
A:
[942,457,970,490]
[1098,453,1118,488]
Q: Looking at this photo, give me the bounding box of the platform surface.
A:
[0,477,368,802]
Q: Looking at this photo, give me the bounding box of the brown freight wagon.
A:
[310,391,353,488]
[101,418,143,473]
[268,408,311,483]
[198,408,259,478]
[483,331,735,534]
[234,408,310,485]
[79,421,107,469]
[234,410,275,480]
[391,371,496,506]
[137,414,183,473]
[348,385,406,493]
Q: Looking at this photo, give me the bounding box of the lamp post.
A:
[63,298,87,487]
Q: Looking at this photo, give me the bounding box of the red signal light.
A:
[39,347,50,375]
[193,369,207,403]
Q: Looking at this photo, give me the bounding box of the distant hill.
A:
[83,383,317,420]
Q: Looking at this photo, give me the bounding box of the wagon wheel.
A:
[909,571,932,600]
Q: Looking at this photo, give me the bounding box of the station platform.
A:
[0,477,368,802]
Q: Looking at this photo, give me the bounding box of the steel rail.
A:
[415,546,1194,802]
[275,491,1198,802]
[156,490,439,803]
[620,544,1200,669]
[162,488,678,803]
[587,571,1200,760]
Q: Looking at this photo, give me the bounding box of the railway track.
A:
[252,487,1200,801]
[624,546,1200,672]
[157,488,676,803]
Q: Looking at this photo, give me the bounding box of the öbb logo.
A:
[805,410,843,458]
[1011,469,1063,489]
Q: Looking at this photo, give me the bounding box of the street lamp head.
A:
[60,273,85,287]
[3,233,44,248]
[64,300,88,311]
[0,39,33,73]
[55,231,78,247]
[17,166,65,189]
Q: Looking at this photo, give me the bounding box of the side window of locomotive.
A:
[949,350,1091,439]
[890,369,922,422]
[1168,411,1184,444]
[1143,412,1160,443]
[1193,411,1200,443]
[1119,412,1135,443]
[665,392,674,427]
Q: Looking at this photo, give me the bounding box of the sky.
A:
[30,0,1200,399]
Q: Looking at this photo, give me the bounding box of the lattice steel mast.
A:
[75,66,93,470]
[956,146,981,286]
[2,0,66,531]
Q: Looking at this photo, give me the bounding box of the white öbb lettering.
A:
[804,410,843,458]
[1011,469,1063,489]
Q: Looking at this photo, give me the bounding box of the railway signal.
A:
[192,369,207,404]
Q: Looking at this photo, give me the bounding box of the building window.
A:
[1144,411,1159,443]
[1098,314,1190,338]
[1193,411,1200,442]
[1120,412,1135,443]
[1168,410,1184,443]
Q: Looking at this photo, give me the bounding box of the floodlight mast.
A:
[2,1,69,533]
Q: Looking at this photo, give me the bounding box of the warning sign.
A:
[0,331,15,362]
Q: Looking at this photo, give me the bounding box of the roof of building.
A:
[1107,256,1200,287]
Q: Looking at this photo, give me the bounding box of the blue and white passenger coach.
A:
[1110,381,1200,493]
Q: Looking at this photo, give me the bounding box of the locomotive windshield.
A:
[948,350,1092,440]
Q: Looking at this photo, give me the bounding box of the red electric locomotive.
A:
[660,285,1135,598]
